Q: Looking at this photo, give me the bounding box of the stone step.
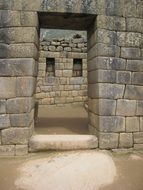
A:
[29,135,98,152]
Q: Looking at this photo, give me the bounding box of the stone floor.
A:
[35,105,89,134]
[0,150,143,190]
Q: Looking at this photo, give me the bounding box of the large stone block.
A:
[136,101,143,116]
[126,60,143,72]
[99,133,119,149]
[134,144,143,150]
[1,128,29,145]
[15,145,28,156]
[121,48,141,59]
[0,78,16,98]
[117,32,142,47]
[0,115,10,129]
[117,71,131,84]
[0,145,15,156]
[0,59,37,77]
[116,99,136,116]
[89,70,116,83]
[126,18,143,33]
[126,117,139,132]
[88,84,124,99]
[124,85,143,100]
[134,132,143,144]
[16,77,36,97]
[20,11,38,27]
[96,15,126,31]
[10,110,34,127]
[70,78,84,85]
[99,116,125,133]
[0,27,38,44]
[132,72,143,85]
[88,99,116,116]
[6,98,34,114]
[0,100,6,114]
[119,133,133,148]
[140,117,143,131]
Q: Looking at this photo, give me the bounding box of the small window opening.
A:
[46,58,55,77]
[73,59,82,77]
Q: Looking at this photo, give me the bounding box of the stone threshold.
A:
[29,135,98,152]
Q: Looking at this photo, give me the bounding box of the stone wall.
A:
[35,36,87,106]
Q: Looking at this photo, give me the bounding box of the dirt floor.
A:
[0,150,143,190]
[35,105,89,134]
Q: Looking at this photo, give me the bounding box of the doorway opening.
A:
[35,12,96,136]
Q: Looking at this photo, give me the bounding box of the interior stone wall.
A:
[36,36,87,106]
[0,0,143,155]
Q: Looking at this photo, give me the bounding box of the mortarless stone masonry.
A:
[35,36,87,106]
[0,0,143,155]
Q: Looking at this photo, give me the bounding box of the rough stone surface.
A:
[0,100,6,114]
[99,133,119,149]
[1,128,29,145]
[134,132,143,144]
[124,85,143,100]
[0,115,10,129]
[126,117,139,132]
[0,78,16,98]
[0,145,15,156]
[15,145,28,156]
[119,133,133,148]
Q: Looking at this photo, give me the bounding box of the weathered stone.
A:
[10,110,34,127]
[99,133,119,149]
[119,133,133,148]
[116,99,136,116]
[0,78,16,98]
[121,48,140,59]
[89,70,116,83]
[117,71,131,84]
[70,78,84,85]
[62,70,72,77]
[134,144,143,150]
[134,132,143,144]
[0,59,37,77]
[0,100,6,114]
[88,84,124,99]
[126,117,139,132]
[88,112,99,129]
[117,32,142,47]
[2,128,29,145]
[132,72,143,85]
[96,15,126,31]
[126,60,143,72]
[0,145,15,156]
[124,85,143,100]
[126,18,143,33]
[0,115,10,129]
[16,77,36,97]
[15,145,28,156]
[49,46,56,51]
[6,98,34,114]
[99,116,125,133]
[88,99,116,116]
[140,117,143,131]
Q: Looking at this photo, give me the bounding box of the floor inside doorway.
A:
[35,105,88,135]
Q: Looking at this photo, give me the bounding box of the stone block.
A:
[88,112,99,129]
[119,133,133,148]
[62,70,72,77]
[126,60,143,72]
[88,99,116,116]
[99,133,119,149]
[132,72,143,85]
[15,145,28,156]
[2,128,29,145]
[70,78,84,85]
[6,98,34,114]
[134,132,143,144]
[99,116,125,133]
[0,115,10,129]
[117,32,142,47]
[121,48,140,59]
[140,117,143,131]
[20,11,38,27]
[117,71,131,84]
[126,18,143,33]
[0,145,15,156]
[0,59,37,77]
[0,27,38,44]
[96,15,126,31]
[116,99,136,116]
[88,84,124,99]
[89,70,116,83]
[126,117,139,132]
[136,101,143,116]
[134,144,143,150]
[124,85,143,100]
[0,78,16,98]
[10,110,34,127]
[16,77,36,97]
[0,100,6,114]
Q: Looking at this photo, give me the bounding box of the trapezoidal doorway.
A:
[30,12,98,152]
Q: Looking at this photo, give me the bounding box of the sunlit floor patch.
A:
[15,151,116,190]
